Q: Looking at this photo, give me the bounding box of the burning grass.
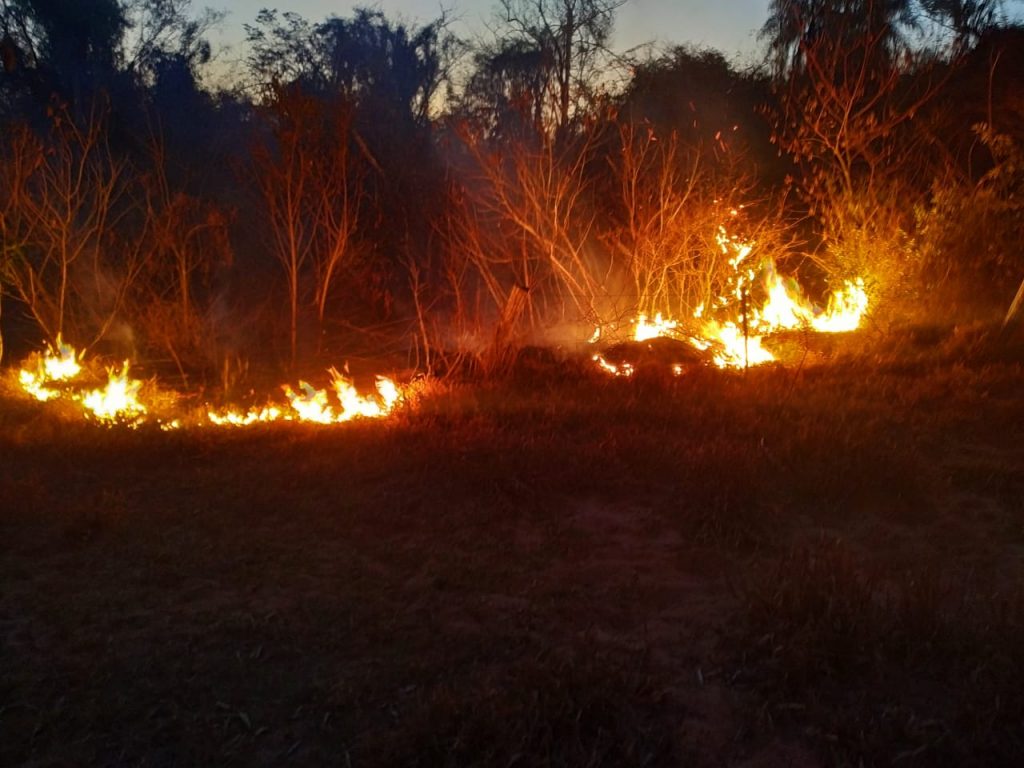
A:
[590,227,871,375]
[2,327,1023,766]
[12,336,408,430]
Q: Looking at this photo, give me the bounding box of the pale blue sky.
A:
[209,0,773,63]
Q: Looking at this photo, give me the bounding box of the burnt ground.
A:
[2,328,1024,767]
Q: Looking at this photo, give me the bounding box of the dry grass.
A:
[1,327,1023,766]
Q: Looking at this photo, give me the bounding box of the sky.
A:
[209,0,774,65]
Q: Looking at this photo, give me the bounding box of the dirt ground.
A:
[2,329,1023,767]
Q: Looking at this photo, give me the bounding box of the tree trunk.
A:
[1004,275,1024,330]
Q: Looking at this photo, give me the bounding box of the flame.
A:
[810,279,868,333]
[634,313,678,342]
[206,406,283,427]
[595,225,869,374]
[282,381,336,424]
[593,353,634,377]
[17,336,405,429]
[80,362,148,425]
[753,270,868,336]
[331,369,400,421]
[700,322,775,368]
[206,370,402,427]
[18,334,83,401]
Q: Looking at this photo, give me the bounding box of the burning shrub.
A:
[817,208,922,324]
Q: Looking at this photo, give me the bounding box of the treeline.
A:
[1,0,1022,378]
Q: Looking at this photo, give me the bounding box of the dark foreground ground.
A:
[2,328,1023,767]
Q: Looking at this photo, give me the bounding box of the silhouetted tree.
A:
[461,38,555,140]
[121,0,223,86]
[920,0,1005,51]
[762,0,917,79]
[620,46,778,185]
[494,0,624,136]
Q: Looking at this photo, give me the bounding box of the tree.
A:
[244,8,457,333]
[0,0,40,70]
[920,0,1005,51]
[120,0,224,86]
[131,126,230,373]
[244,7,456,122]
[762,0,918,80]
[251,84,363,366]
[493,0,624,135]
[462,38,553,139]
[0,101,144,348]
[761,0,947,298]
[15,0,126,100]
[620,46,780,185]
[439,115,608,370]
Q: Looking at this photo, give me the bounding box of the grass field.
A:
[2,326,1023,767]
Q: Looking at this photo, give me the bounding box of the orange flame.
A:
[595,225,869,374]
[206,370,402,427]
[17,337,404,429]
[18,335,83,401]
[81,362,148,426]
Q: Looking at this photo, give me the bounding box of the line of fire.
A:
[2,2,1024,766]
[2,2,1020,426]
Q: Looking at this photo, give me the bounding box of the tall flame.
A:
[634,314,679,343]
[81,362,148,425]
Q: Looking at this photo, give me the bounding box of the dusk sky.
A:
[210,0,773,63]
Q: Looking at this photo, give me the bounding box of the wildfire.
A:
[18,334,83,401]
[206,406,283,427]
[81,362,148,425]
[16,337,404,429]
[634,314,678,343]
[697,321,776,369]
[592,353,634,377]
[206,369,402,427]
[17,340,154,426]
[594,226,869,373]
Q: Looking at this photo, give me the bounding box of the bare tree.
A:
[609,122,735,320]
[436,118,607,370]
[131,125,230,374]
[311,101,363,334]
[251,84,363,366]
[762,0,947,296]
[495,0,624,135]
[0,101,145,348]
